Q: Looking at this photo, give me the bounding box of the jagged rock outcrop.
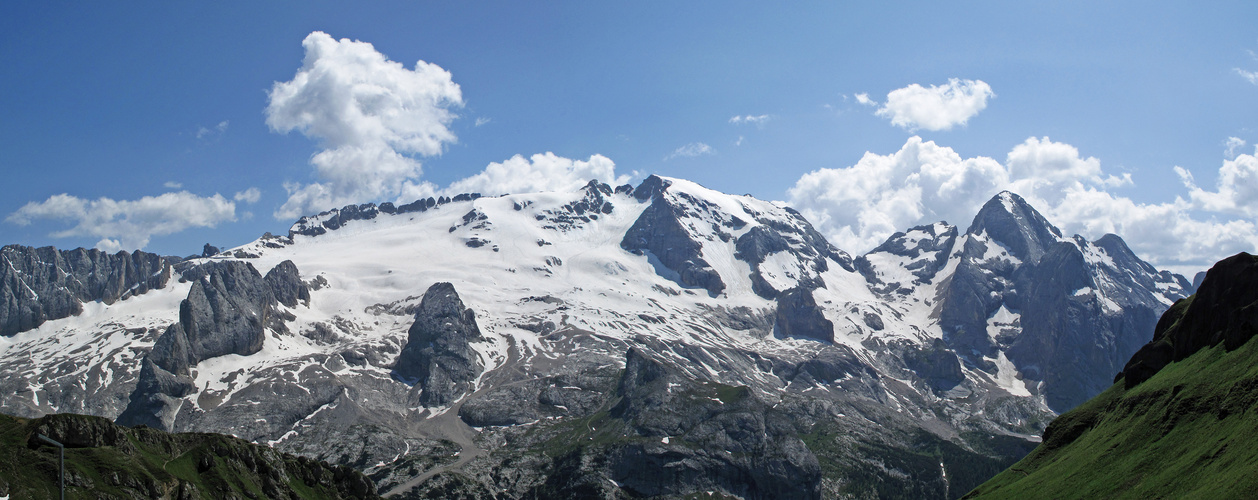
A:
[393,282,484,406]
[264,259,310,308]
[2,412,377,499]
[621,177,727,296]
[587,348,823,499]
[118,261,291,430]
[856,222,958,295]
[775,286,834,342]
[0,245,173,336]
[289,194,482,239]
[1118,252,1258,388]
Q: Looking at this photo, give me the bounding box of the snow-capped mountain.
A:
[0,176,1190,498]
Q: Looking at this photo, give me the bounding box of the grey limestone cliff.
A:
[117,260,306,430]
[0,244,174,336]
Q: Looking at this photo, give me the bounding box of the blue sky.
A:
[2,1,1256,275]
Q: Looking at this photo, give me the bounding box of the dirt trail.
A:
[383,338,523,497]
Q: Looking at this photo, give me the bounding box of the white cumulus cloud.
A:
[267,31,464,220]
[1178,152,1258,217]
[788,136,1007,252]
[875,79,994,131]
[444,153,629,196]
[6,191,237,251]
[666,142,714,160]
[788,136,1258,273]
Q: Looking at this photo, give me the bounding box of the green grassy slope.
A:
[0,413,378,499]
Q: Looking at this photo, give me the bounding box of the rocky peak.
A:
[632,174,671,201]
[264,260,310,308]
[393,282,485,406]
[966,191,1063,265]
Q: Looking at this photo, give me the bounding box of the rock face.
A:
[117,260,295,430]
[0,245,173,336]
[532,348,823,500]
[393,282,484,406]
[621,178,728,296]
[775,286,834,342]
[264,259,310,308]
[931,192,1190,411]
[1118,252,1258,387]
[1,412,377,499]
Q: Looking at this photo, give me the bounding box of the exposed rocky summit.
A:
[0,244,173,336]
[929,192,1191,411]
[621,178,728,296]
[393,282,485,406]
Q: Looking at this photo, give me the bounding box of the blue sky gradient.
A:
[3,2,1256,274]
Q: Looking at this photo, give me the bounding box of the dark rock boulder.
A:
[201,243,220,258]
[0,244,173,336]
[393,282,485,406]
[774,287,834,342]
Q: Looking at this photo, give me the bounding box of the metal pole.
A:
[37,434,64,500]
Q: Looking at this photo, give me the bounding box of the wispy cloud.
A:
[474,117,491,127]
[164,181,183,189]
[6,191,238,251]
[665,142,714,160]
[874,79,994,132]
[729,114,770,126]
[1236,68,1258,86]
[854,93,876,106]
[1225,136,1248,159]
[196,120,229,139]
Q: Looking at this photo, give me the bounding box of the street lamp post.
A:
[36,434,64,500]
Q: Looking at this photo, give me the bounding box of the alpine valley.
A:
[0,175,1193,499]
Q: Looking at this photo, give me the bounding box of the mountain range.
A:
[0,175,1191,498]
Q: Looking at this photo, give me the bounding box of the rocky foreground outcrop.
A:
[0,412,376,499]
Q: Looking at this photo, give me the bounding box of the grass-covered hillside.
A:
[0,412,377,499]
[965,252,1258,499]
